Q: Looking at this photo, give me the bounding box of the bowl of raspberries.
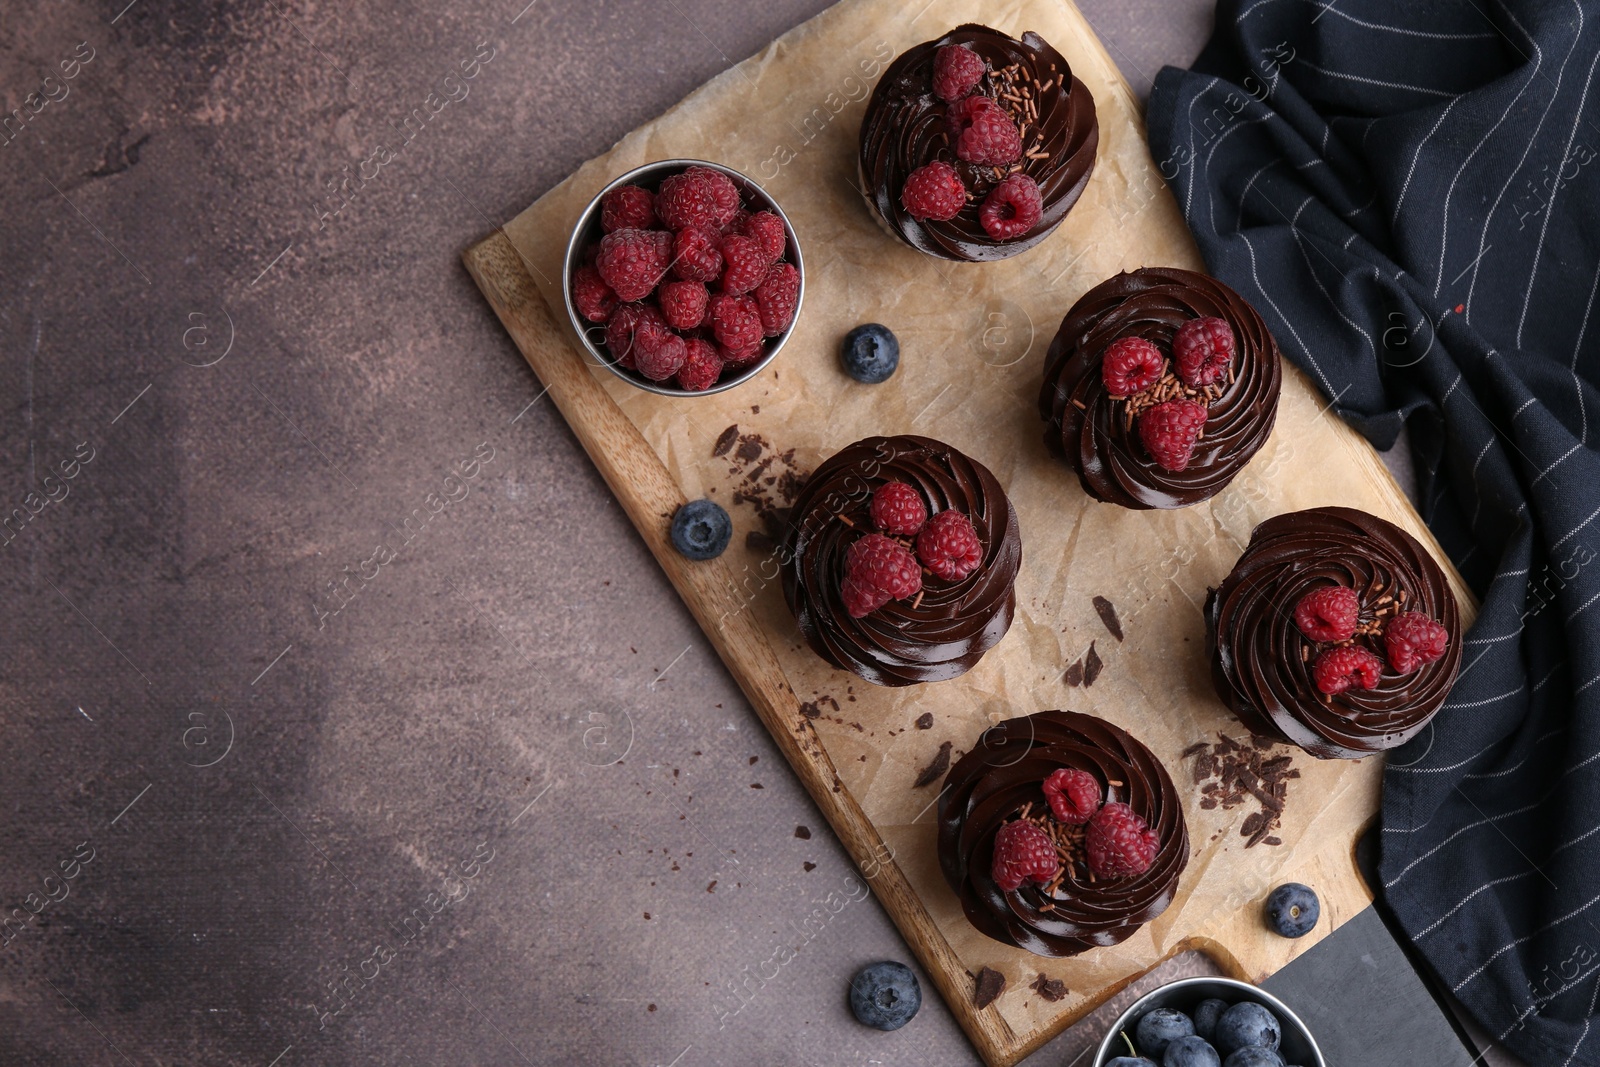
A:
[563,159,804,396]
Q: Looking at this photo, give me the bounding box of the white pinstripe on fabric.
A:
[1239,0,1500,38]
[1295,57,1456,98]
[1453,886,1600,991]
[1394,98,1462,216]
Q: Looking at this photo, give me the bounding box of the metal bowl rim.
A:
[1091,974,1326,1067]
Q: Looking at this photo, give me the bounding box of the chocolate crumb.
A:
[707,880,717,892]
[1029,973,1069,1002]
[735,437,763,463]
[1083,641,1103,687]
[748,756,758,765]
[1092,596,1124,641]
[974,967,1006,1009]
[799,701,821,720]
[1185,732,1297,847]
[794,825,811,839]
[803,861,816,871]
[713,425,739,457]
[915,712,934,730]
[750,783,763,789]
[1064,658,1084,687]
[914,741,954,787]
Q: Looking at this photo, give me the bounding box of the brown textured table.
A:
[0,1,1507,1064]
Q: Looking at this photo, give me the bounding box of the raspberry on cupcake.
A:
[859,25,1098,261]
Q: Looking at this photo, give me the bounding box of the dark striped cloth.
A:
[1147,1,1600,1062]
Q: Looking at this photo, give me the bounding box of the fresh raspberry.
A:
[1313,646,1384,695]
[632,321,687,382]
[595,228,673,302]
[659,279,708,330]
[933,43,985,102]
[721,208,750,236]
[870,481,927,536]
[671,225,723,283]
[948,95,1021,166]
[1086,802,1159,879]
[978,173,1042,240]
[1295,586,1360,643]
[707,292,764,354]
[991,819,1060,892]
[719,234,774,295]
[1101,337,1165,396]
[1173,316,1236,388]
[1385,611,1450,674]
[603,303,666,370]
[900,161,967,222]
[656,165,740,230]
[600,184,655,232]
[754,262,800,336]
[571,265,618,323]
[916,509,983,582]
[718,338,764,366]
[841,533,922,618]
[676,337,724,392]
[1137,399,1208,472]
[737,210,788,262]
[1042,767,1101,825]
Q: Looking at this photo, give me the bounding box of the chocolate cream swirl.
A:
[1040,267,1283,509]
[858,24,1098,261]
[781,435,1021,687]
[1205,506,1462,760]
[937,711,1189,958]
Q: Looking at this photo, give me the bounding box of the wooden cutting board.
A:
[462,1,1476,1062]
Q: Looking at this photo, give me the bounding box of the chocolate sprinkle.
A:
[974,966,1006,1009]
[1093,595,1124,641]
[1083,641,1103,687]
[1030,973,1069,1002]
[914,741,954,788]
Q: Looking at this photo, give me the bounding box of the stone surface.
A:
[0,0,1490,1064]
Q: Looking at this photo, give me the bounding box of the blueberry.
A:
[1222,1049,1284,1067]
[1137,1008,1196,1057]
[848,960,921,1031]
[1215,1002,1282,1054]
[841,323,899,383]
[669,499,732,560]
[1106,1059,1158,1067]
[1192,998,1228,1042]
[1264,883,1320,938]
[1163,1035,1221,1067]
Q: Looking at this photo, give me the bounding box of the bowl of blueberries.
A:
[1094,976,1325,1067]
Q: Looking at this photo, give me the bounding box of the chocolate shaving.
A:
[974,967,1006,1009]
[712,425,739,457]
[1184,732,1298,847]
[1092,596,1124,641]
[914,741,953,787]
[915,712,934,730]
[1083,641,1103,687]
[1029,973,1069,1002]
[1064,659,1084,687]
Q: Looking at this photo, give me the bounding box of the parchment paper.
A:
[500,0,1471,1042]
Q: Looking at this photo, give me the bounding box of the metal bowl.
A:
[561,158,804,397]
[1093,976,1326,1067]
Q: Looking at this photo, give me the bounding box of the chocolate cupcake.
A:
[937,711,1189,958]
[1040,267,1283,509]
[781,435,1021,686]
[858,25,1098,261]
[1205,506,1462,760]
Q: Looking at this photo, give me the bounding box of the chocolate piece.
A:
[1083,641,1102,687]
[974,966,1006,1008]
[1205,506,1461,759]
[794,825,811,839]
[713,425,739,457]
[1064,659,1083,687]
[1030,973,1069,1002]
[1040,267,1282,509]
[916,712,935,729]
[1093,595,1123,641]
[858,25,1098,262]
[938,711,1189,957]
[782,435,1022,686]
[914,741,954,787]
